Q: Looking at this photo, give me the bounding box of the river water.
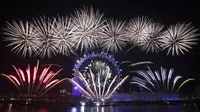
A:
[0,104,199,112]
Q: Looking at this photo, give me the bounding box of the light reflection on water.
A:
[0,104,199,112]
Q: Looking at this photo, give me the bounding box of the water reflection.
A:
[7,104,12,112]
[67,104,199,112]
[0,104,199,112]
[70,106,114,112]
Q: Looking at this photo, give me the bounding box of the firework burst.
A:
[71,52,128,103]
[68,68,128,103]
[130,66,195,93]
[51,16,75,55]
[71,7,106,52]
[100,19,128,52]
[161,23,199,55]
[0,60,68,97]
[126,16,152,45]
[3,20,39,57]
[33,17,59,58]
[73,52,121,81]
[86,61,111,78]
[138,22,164,53]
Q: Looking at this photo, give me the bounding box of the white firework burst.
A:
[52,16,75,56]
[84,61,112,82]
[3,20,39,57]
[68,68,128,103]
[33,17,58,58]
[161,23,199,55]
[100,19,128,52]
[130,66,195,93]
[71,7,106,52]
[126,16,152,45]
[138,22,164,53]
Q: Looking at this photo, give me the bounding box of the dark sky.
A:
[0,0,200,94]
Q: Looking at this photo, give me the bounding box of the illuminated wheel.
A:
[72,52,122,96]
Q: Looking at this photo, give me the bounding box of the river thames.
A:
[0,104,199,112]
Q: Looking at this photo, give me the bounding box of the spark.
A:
[18,69,26,82]
[161,22,199,55]
[8,75,21,86]
[175,78,195,92]
[45,79,59,88]
[0,74,21,93]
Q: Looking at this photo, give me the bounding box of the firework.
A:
[138,22,164,53]
[71,52,122,98]
[2,7,199,57]
[73,52,121,78]
[68,68,128,103]
[128,61,153,67]
[33,17,59,58]
[3,20,39,57]
[87,61,111,79]
[161,23,199,55]
[130,66,195,93]
[126,16,152,45]
[51,16,75,55]
[70,52,127,103]
[100,19,128,52]
[0,60,68,97]
[70,7,106,52]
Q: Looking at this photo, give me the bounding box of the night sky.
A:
[0,0,200,94]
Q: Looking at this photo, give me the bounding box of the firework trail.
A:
[0,60,68,97]
[130,66,195,93]
[68,68,128,102]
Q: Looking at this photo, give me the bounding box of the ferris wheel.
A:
[71,52,122,96]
